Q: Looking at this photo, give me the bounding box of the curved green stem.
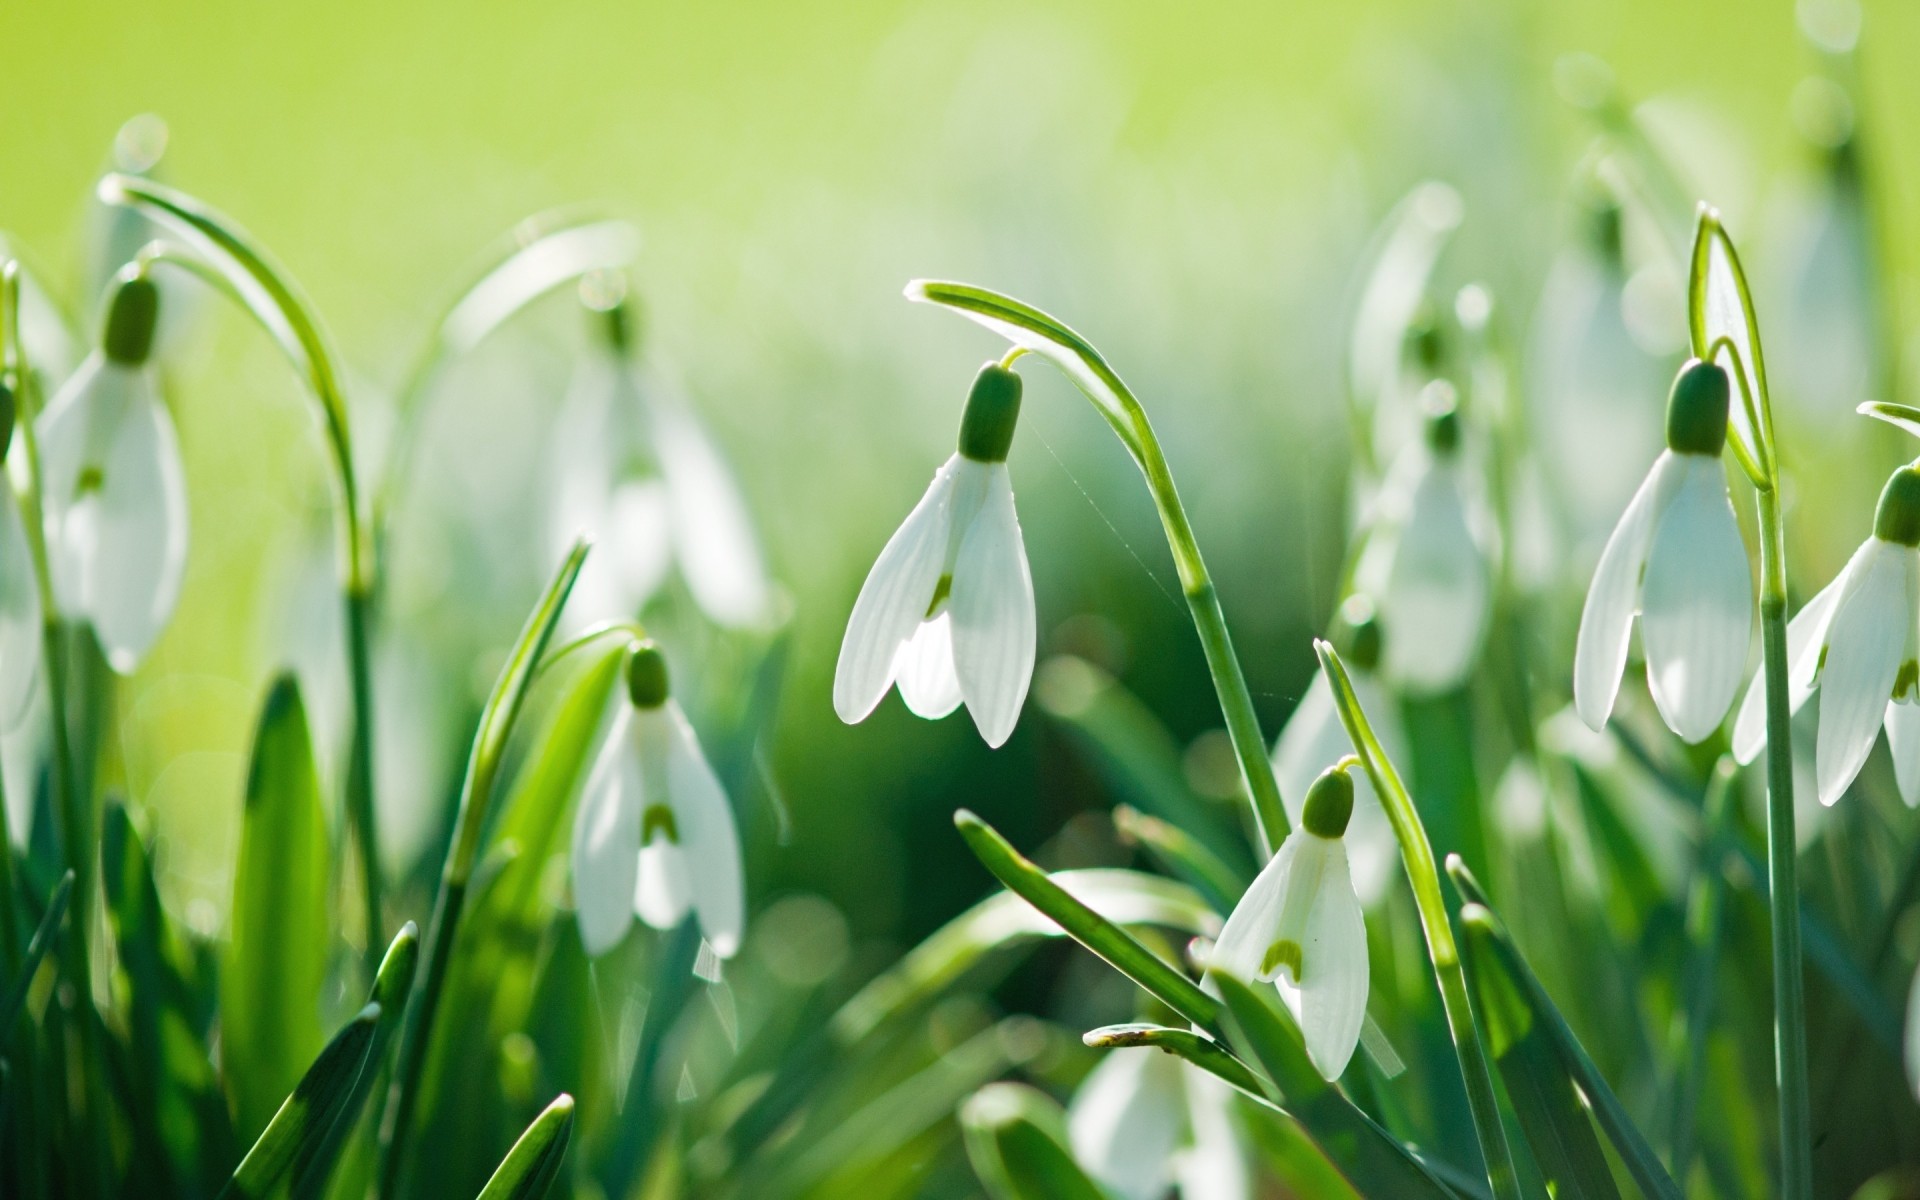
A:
[99,176,387,967]
[909,281,1289,856]
[1316,640,1520,1200]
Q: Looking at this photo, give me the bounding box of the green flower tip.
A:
[1332,594,1382,672]
[102,269,160,366]
[626,641,670,709]
[957,361,1023,464]
[1301,764,1355,839]
[1664,358,1730,456]
[1874,466,1920,548]
[1420,382,1461,455]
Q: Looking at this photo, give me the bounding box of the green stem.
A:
[1316,641,1520,1200]
[909,282,1289,855]
[1668,759,1736,1182]
[344,584,383,972]
[1757,486,1810,1200]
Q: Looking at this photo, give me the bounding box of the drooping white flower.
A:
[1574,359,1753,743]
[0,394,42,728]
[549,296,773,631]
[1733,464,1920,806]
[1067,1046,1249,1200]
[834,362,1034,748]
[37,270,188,673]
[1355,384,1496,696]
[571,641,744,957]
[1209,764,1369,1080]
[1272,596,1405,906]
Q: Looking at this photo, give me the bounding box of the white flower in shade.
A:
[571,641,744,957]
[834,362,1034,748]
[1272,597,1406,906]
[1067,1047,1249,1200]
[1574,359,1752,743]
[1733,464,1920,806]
[1355,384,1495,696]
[1208,764,1369,1080]
[37,271,188,673]
[549,296,772,631]
[0,397,42,727]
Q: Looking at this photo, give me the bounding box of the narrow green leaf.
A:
[1448,859,1682,1200]
[1458,905,1622,1199]
[475,1093,575,1200]
[1112,804,1245,916]
[954,809,1218,1028]
[224,674,332,1143]
[0,870,71,1038]
[960,1083,1109,1200]
[1082,1023,1265,1097]
[1859,401,1920,440]
[220,1003,381,1200]
[1214,974,1461,1200]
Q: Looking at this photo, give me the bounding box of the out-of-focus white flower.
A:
[1734,464,1920,806]
[834,362,1034,748]
[0,394,41,727]
[1209,764,1369,1080]
[549,297,772,630]
[1356,384,1495,696]
[37,270,187,673]
[571,641,744,958]
[1067,1046,1250,1200]
[1272,596,1405,906]
[1574,359,1752,743]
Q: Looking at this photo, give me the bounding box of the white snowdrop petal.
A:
[1640,456,1752,743]
[1176,1066,1252,1200]
[1884,702,1920,809]
[1272,668,1399,906]
[36,356,119,617]
[1816,543,1909,806]
[657,395,774,628]
[833,459,956,725]
[949,463,1035,748]
[1377,460,1490,694]
[1065,1048,1184,1200]
[0,487,43,728]
[593,479,674,620]
[1294,843,1368,1080]
[1732,572,1845,764]
[634,838,692,932]
[1574,452,1682,730]
[571,708,642,956]
[892,613,962,719]
[85,371,188,673]
[1209,837,1300,982]
[662,704,746,958]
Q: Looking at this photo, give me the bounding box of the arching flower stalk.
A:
[1574,358,1752,743]
[571,639,744,958]
[834,360,1035,748]
[1733,463,1920,806]
[37,268,188,673]
[1208,762,1369,1080]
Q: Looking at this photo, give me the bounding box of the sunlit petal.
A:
[1272,668,1399,905]
[1816,542,1910,806]
[1176,1066,1251,1200]
[949,463,1035,748]
[1884,702,1920,809]
[657,393,774,628]
[1065,1048,1184,1200]
[571,707,642,956]
[1732,570,1846,764]
[660,703,745,957]
[1374,458,1490,694]
[1574,452,1683,730]
[1280,841,1367,1080]
[892,613,962,718]
[1641,455,1752,742]
[634,838,692,932]
[833,458,956,724]
[0,486,43,728]
[1208,837,1299,981]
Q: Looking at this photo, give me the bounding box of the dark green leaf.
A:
[475,1093,575,1200]
[959,1083,1109,1200]
[0,870,71,1038]
[219,1003,381,1200]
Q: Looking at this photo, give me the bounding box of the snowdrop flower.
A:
[1067,1047,1249,1200]
[1732,464,1920,805]
[1355,385,1495,695]
[571,641,744,957]
[1574,360,1752,743]
[834,362,1034,747]
[1272,596,1405,906]
[549,294,773,630]
[1209,763,1368,1080]
[0,387,42,726]
[38,269,188,673]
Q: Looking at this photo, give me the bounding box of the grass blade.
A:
[475,1094,576,1200]
[960,1082,1109,1200]
[224,674,332,1142]
[0,870,71,1038]
[1081,1023,1265,1096]
[954,809,1218,1027]
[220,1004,381,1200]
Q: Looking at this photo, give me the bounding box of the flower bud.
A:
[626,641,670,709]
[957,362,1023,464]
[102,270,160,367]
[1874,465,1920,548]
[1301,763,1356,839]
[1663,359,1730,456]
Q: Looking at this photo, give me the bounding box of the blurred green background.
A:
[1,0,1911,963]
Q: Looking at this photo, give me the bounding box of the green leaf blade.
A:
[220,1003,381,1200]
[475,1093,575,1200]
